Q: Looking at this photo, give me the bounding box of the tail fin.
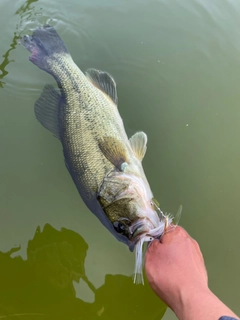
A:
[21,25,69,71]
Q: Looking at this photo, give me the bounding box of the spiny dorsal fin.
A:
[34,84,62,139]
[98,137,128,170]
[129,131,147,161]
[85,68,118,105]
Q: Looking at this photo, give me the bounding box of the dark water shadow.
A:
[0,0,38,88]
[0,223,166,320]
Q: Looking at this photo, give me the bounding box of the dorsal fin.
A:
[129,132,147,161]
[98,137,128,170]
[85,68,118,105]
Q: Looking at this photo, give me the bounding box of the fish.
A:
[21,25,181,284]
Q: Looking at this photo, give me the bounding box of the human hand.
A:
[145,226,239,320]
[145,226,208,312]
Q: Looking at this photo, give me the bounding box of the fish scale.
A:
[49,55,120,187]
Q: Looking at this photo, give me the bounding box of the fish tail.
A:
[21,25,69,71]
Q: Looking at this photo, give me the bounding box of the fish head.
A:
[98,171,163,244]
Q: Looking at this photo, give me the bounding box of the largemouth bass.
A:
[21,25,180,283]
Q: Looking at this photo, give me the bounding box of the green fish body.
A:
[21,26,169,283]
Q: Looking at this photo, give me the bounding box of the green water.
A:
[1,0,240,319]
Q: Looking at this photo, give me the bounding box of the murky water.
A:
[1,0,240,319]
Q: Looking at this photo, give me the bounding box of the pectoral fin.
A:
[34,84,63,139]
[129,131,147,161]
[85,68,118,105]
[98,137,128,170]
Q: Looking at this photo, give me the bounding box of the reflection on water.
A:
[0,32,19,88]
[0,224,166,320]
[0,0,38,88]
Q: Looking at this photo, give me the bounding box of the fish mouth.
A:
[128,212,167,245]
[128,217,156,243]
[113,217,152,243]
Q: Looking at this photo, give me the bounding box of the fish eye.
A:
[113,221,126,234]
